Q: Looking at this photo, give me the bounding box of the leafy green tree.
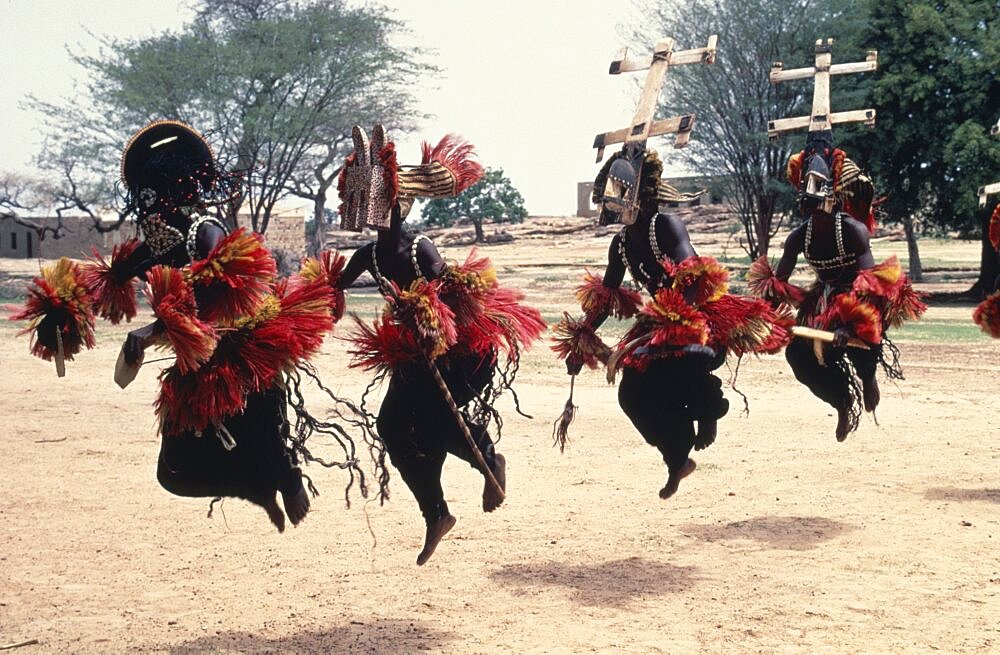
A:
[29,0,431,244]
[634,0,869,259]
[841,0,999,288]
[421,168,527,243]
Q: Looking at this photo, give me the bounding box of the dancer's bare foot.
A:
[693,419,717,451]
[483,453,506,512]
[835,405,850,442]
[659,458,697,500]
[281,485,310,526]
[416,514,457,566]
[262,495,286,533]
[862,375,880,412]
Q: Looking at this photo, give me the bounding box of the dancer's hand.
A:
[566,352,584,376]
[831,328,851,348]
[123,322,159,366]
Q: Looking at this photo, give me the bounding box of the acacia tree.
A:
[634,0,868,259]
[29,0,430,242]
[422,168,527,243]
[841,0,999,289]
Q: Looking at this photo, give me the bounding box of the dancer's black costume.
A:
[335,125,544,564]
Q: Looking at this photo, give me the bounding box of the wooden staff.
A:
[424,354,504,501]
[791,325,869,367]
[384,281,504,500]
[54,329,65,378]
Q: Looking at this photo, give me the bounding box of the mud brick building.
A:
[2,209,305,261]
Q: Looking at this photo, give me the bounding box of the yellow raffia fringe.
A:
[232,294,281,331]
[298,257,323,282]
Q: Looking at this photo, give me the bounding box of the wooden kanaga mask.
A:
[338,124,398,232]
[338,125,484,232]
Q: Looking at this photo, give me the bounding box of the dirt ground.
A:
[1,223,998,654]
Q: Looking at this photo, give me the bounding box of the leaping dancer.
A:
[749,39,926,441]
[12,121,363,530]
[553,35,791,500]
[334,125,545,565]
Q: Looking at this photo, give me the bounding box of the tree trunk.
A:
[309,194,327,256]
[970,206,999,298]
[901,214,923,282]
[473,218,484,243]
[754,192,776,259]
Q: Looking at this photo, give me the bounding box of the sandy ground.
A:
[1,226,998,654]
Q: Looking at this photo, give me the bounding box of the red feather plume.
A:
[145,265,217,374]
[746,256,807,306]
[11,257,96,362]
[380,142,399,207]
[81,238,140,324]
[625,288,709,348]
[155,359,246,436]
[347,312,421,374]
[550,313,610,369]
[187,228,276,323]
[295,250,348,320]
[973,290,1000,338]
[421,134,485,194]
[575,271,642,319]
[667,255,730,306]
[817,293,882,344]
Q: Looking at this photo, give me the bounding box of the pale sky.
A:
[1,0,692,216]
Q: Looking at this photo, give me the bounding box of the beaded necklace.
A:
[618,214,662,289]
[370,234,433,295]
[804,214,856,272]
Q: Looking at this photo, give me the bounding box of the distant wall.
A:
[577,182,598,218]
[2,211,306,262]
[0,220,37,258]
[234,212,305,261]
[0,216,129,260]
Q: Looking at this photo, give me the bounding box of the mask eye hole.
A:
[602,176,630,213]
[805,172,825,196]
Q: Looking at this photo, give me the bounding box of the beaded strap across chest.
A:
[370,235,433,295]
[618,214,663,289]
[186,215,230,260]
[804,215,857,272]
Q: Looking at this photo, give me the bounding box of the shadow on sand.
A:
[165,619,455,655]
[490,556,697,608]
[924,487,1000,504]
[679,515,854,551]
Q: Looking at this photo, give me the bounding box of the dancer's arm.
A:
[656,213,697,262]
[123,221,226,365]
[844,217,875,271]
[337,243,375,290]
[774,225,807,280]
[565,237,627,374]
[414,237,447,281]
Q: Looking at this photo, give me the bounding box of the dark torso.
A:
[802,214,865,284]
[781,212,873,286]
[339,224,447,292]
[611,212,697,295]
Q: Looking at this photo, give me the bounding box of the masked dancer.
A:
[748,131,926,440]
[553,143,791,500]
[334,125,545,565]
[13,121,362,531]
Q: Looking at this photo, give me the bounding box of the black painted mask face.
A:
[799,152,834,213]
[597,145,646,225]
